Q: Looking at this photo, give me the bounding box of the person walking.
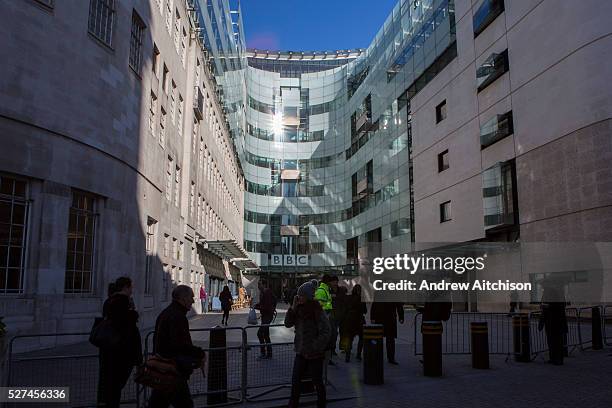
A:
[340,284,367,362]
[254,279,277,359]
[370,302,404,365]
[334,286,348,353]
[539,285,568,365]
[199,285,208,314]
[315,275,337,365]
[285,281,331,408]
[148,285,206,408]
[97,277,142,408]
[219,285,233,326]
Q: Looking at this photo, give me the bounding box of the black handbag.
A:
[89,317,122,349]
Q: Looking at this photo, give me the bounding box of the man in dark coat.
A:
[370,302,404,364]
[254,279,277,359]
[149,285,206,408]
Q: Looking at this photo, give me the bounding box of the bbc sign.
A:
[270,255,309,266]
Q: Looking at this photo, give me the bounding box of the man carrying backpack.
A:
[254,279,277,359]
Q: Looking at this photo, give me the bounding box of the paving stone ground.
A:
[5,306,611,407]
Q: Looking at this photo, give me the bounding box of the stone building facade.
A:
[0,0,245,338]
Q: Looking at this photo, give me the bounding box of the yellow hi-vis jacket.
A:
[315,282,333,312]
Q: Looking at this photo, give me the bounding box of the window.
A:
[190,181,195,217]
[160,107,166,147]
[436,100,447,123]
[149,92,157,137]
[152,44,160,77]
[129,10,146,73]
[166,156,173,201]
[162,64,169,93]
[144,217,157,294]
[390,218,411,237]
[65,191,97,293]
[481,111,513,148]
[483,160,517,228]
[440,201,452,223]
[477,50,509,92]
[170,81,176,124]
[438,149,449,172]
[174,9,181,55]
[165,0,172,35]
[181,28,187,65]
[172,238,178,259]
[88,0,115,47]
[473,0,505,37]
[0,175,28,294]
[163,234,170,257]
[177,94,184,135]
[195,60,201,87]
[174,166,180,207]
[162,263,169,301]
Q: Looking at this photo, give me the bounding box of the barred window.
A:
[65,191,97,294]
[88,0,115,47]
[166,156,173,201]
[144,217,157,294]
[174,166,181,207]
[160,107,167,147]
[0,175,28,294]
[177,94,184,135]
[149,92,157,137]
[129,10,146,73]
[170,81,176,124]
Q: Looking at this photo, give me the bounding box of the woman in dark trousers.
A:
[285,281,331,408]
[98,277,142,407]
[340,284,367,362]
[219,285,233,325]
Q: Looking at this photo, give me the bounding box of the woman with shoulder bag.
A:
[285,281,331,408]
[219,286,233,326]
[97,277,143,408]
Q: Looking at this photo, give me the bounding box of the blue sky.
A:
[240,0,399,51]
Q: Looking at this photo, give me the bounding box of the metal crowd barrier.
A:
[142,326,245,407]
[413,312,515,356]
[5,323,298,408]
[6,333,140,408]
[413,308,604,360]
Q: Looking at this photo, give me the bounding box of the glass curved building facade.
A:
[242,0,457,277]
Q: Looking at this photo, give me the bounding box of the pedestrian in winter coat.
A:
[97,277,142,408]
[285,281,331,408]
[219,286,233,325]
[340,284,367,362]
[370,302,404,364]
[254,280,277,359]
[148,285,206,408]
[199,285,208,314]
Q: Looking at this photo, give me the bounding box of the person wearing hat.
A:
[285,281,331,408]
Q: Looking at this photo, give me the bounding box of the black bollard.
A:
[512,314,530,362]
[422,321,443,377]
[363,324,384,385]
[207,326,228,405]
[592,306,603,350]
[470,322,489,369]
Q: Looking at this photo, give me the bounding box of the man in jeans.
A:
[199,285,207,314]
[254,279,276,359]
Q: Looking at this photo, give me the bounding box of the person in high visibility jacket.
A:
[315,275,339,365]
[315,276,334,312]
